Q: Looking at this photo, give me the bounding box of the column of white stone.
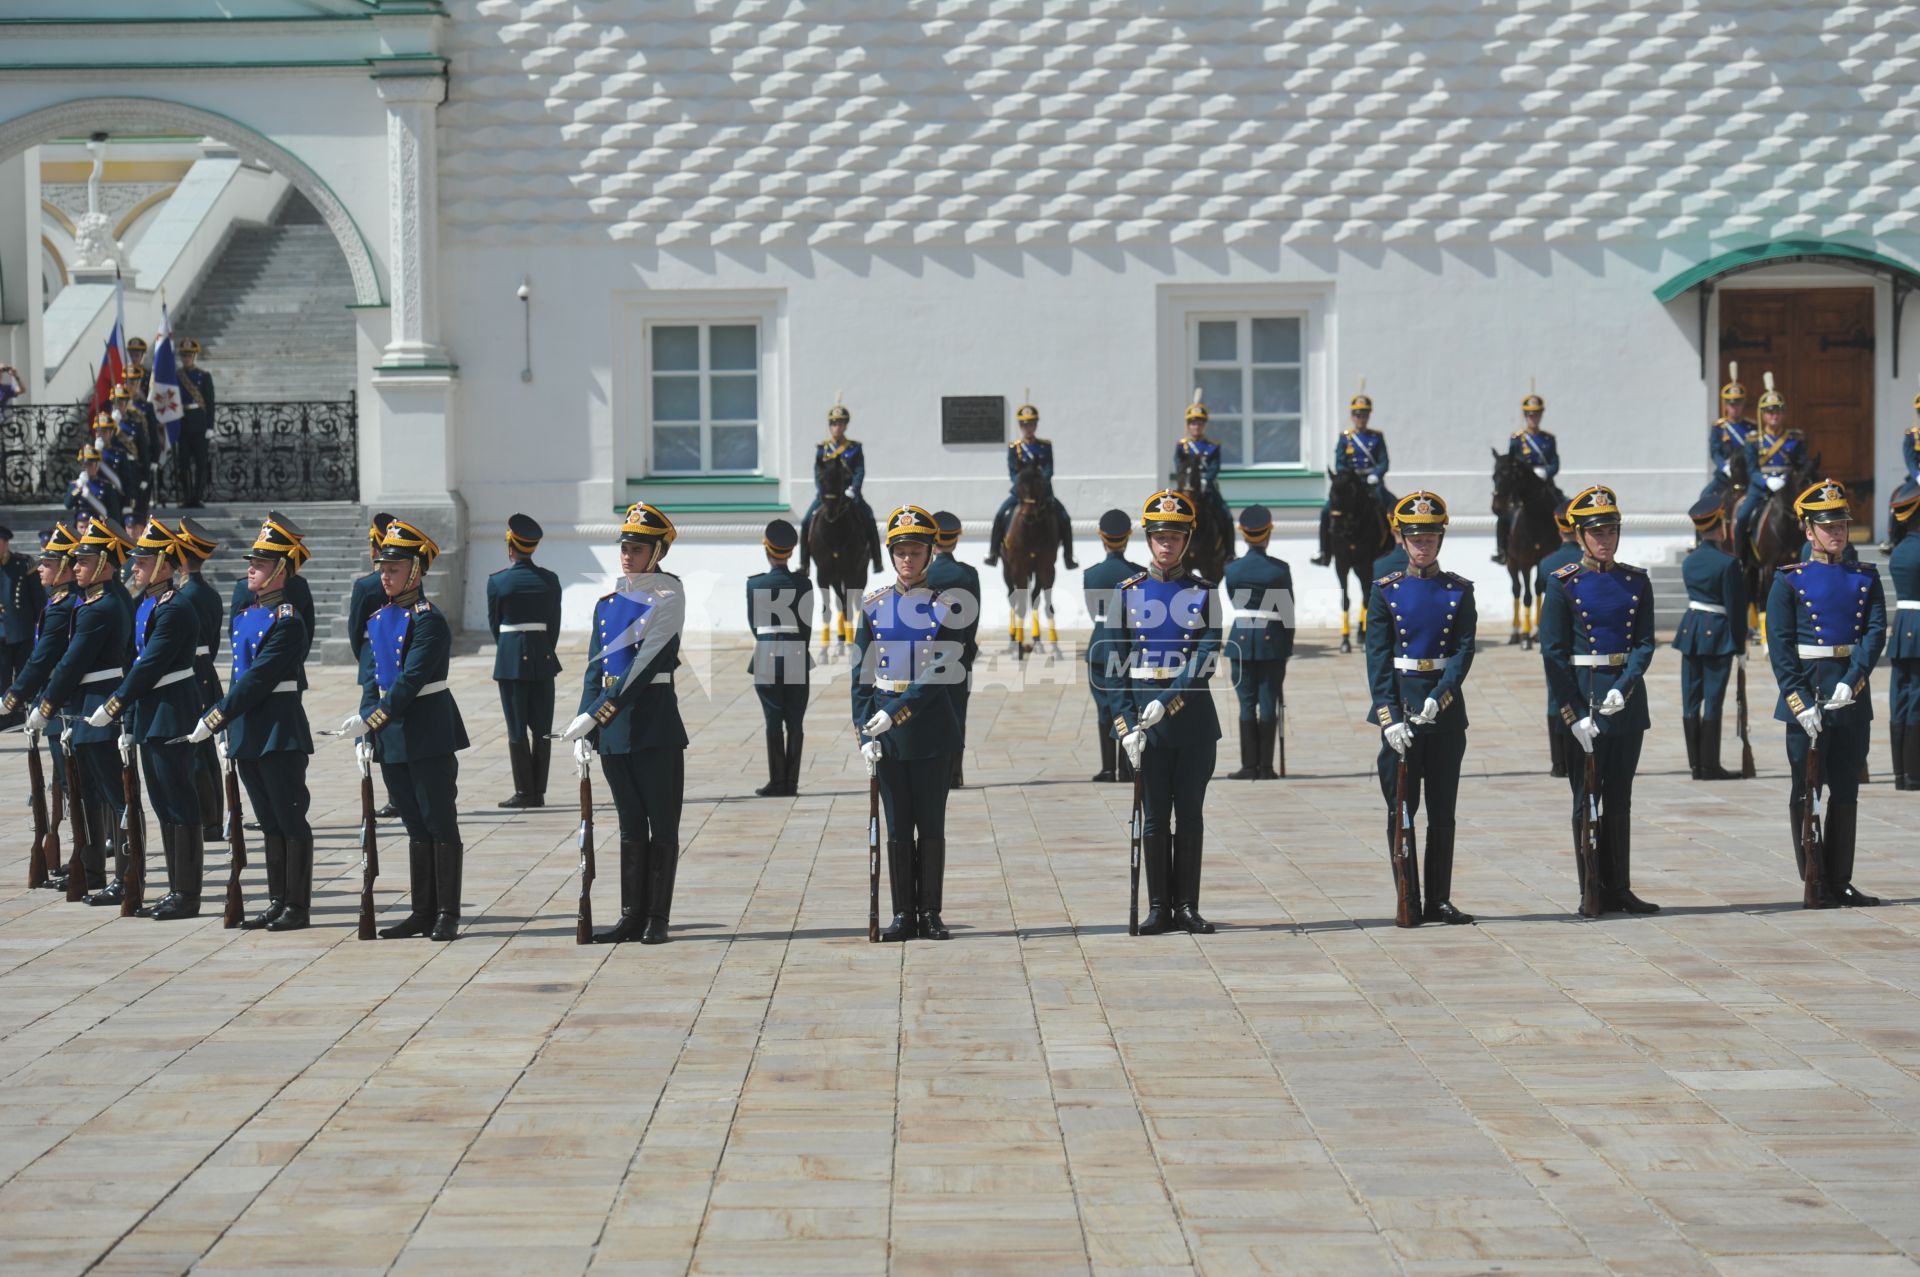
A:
[374,73,447,367]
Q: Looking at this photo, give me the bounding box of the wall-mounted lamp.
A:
[517,275,532,382]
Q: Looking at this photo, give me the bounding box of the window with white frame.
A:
[647,321,761,475]
[1189,315,1305,468]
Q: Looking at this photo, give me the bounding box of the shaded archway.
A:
[0,95,382,306]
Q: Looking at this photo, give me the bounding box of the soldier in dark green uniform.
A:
[1672,496,1747,781]
[171,518,226,839]
[488,513,563,808]
[192,520,314,931]
[562,503,689,944]
[349,513,398,817]
[928,511,982,788]
[1084,509,1142,783]
[854,505,966,941]
[747,519,813,797]
[0,522,47,732]
[1222,505,1293,781]
[1535,501,1580,778]
[343,519,470,942]
[1885,482,1920,788]
[3,522,82,890]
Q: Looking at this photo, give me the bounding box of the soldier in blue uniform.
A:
[984,399,1078,570]
[89,518,207,918]
[174,338,216,508]
[1541,485,1659,917]
[191,520,314,931]
[1313,391,1393,566]
[928,511,982,787]
[170,518,226,840]
[3,523,83,888]
[1223,506,1293,781]
[1114,490,1224,935]
[1536,501,1581,778]
[798,400,883,574]
[1172,399,1233,552]
[111,376,156,523]
[747,519,813,797]
[1365,491,1476,925]
[349,513,398,817]
[562,502,689,944]
[488,513,563,809]
[1493,389,1560,564]
[854,505,966,941]
[1886,482,1920,789]
[1673,495,1748,781]
[66,442,123,529]
[1767,480,1887,906]
[1084,509,1143,784]
[0,523,48,730]
[1734,375,1806,558]
[27,518,136,903]
[342,519,471,942]
[230,511,315,662]
[1702,365,1756,503]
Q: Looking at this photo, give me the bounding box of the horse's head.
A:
[1327,467,1367,505]
[1175,450,1207,494]
[816,453,850,499]
[1015,459,1051,504]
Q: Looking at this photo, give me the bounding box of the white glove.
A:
[1598,688,1627,716]
[1408,697,1440,726]
[561,712,596,742]
[863,710,894,736]
[354,739,374,768]
[1570,716,1599,753]
[860,739,883,776]
[1795,705,1823,737]
[1766,475,1785,492]
[572,737,595,768]
[1823,681,1854,711]
[338,713,369,739]
[1366,473,1381,485]
[1737,653,1747,670]
[187,715,214,744]
[1532,466,1549,480]
[85,704,112,728]
[25,705,48,733]
[216,734,230,763]
[1121,729,1146,770]
[1383,722,1414,755]
[1138,699,1166,730]
[118,731,134,756]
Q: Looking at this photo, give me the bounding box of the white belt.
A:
[598,673,672,688]
[1797,644,1853,659]
[1687,601,1728,615]
[417,680,450,696]
[874,677,911,692]
[1393,657,1447,672]
[1128,665,1185,679]
[155,668,194,689]
[194,644,211,656]
[757,626,801,635]
[271,680,298,694]
[1897,601,1920,611]
[1572,653,1627,667]
[80,667,123,684]
[497,622,549,633]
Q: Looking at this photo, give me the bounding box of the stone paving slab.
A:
[1,630,1916,1275]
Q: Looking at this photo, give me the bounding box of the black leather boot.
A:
[1137,830,1172,935]
[153,825,205,921]
[527,738,550,808]
[984,509,1007,566]
[917,835,950,940]
[1827,799,1878,906]
[499,740,531,808]
[1682,716,1702,780]
[243,833,288,928]
[1421,824,1473,924]
[1257,719,1280,780]
[140,824,181,917]
[1311,507,1331,566]
[1093,731,1116,783]
[1172,828,1215,934]
[268,834,312,930]
[1602,812,1659,913]
[782,729,804,796]
[1893,725,1910,792]
[1699,718,1739,781]
[379,838,436,938]
[428,841,463,941]
[880,838,916,941]
[640,840,677,944]
[86,803,124,905]
[375,802,399,819]
[593,840,647,943]
[1227,719,1257,779]
[1548,716,1567,778]
[754,726,787,797]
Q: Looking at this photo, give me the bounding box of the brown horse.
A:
[1174,450,1230,585]
[1491,449,1563,649]
[1002,462,1060,658]
[1744,453,1820,648]
[1325,467,1391,654]
[807,454,869,659]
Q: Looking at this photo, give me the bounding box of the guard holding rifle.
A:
[349,512,398,818]
[1084,509,1142,783]
[1672,495,1747,781]
[928,511,982,787]
[853,505,965,942]
[1541,485,1659,917]
[561,502,689,945]
[1113,490,1223,936]
[27,518,135,904]
[172,518,226,840]
[1889,482,1920,790]
[191,518,314,931]
[3,522,83,891]
[1766,479,1887,907]
[342,518,470,942]
[747,518,812,798]
[1,523,48,731]
[1536,500,1580,778]
[488,513,562,809]
[88,517,206,919]
[1365,491,1476,925]
[1223,505,1293,781]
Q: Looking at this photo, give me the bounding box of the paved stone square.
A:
[1,632,1917,1275]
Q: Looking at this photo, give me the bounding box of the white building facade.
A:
[3,1,1917,632]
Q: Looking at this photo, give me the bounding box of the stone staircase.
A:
[173,191,358,402]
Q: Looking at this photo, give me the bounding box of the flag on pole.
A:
[88,322,124,423]
[148,303,184,456]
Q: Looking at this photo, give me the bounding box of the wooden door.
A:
[1720,287,1875,520]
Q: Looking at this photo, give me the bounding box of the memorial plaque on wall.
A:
[941,396,1006,445]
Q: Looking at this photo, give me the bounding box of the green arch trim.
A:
[1654,239,1920,304]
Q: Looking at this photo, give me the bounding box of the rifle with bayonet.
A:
[221,747,247,928]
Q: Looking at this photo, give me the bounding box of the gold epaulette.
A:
[1118,571,1147,589]
[1551,562,1580,580]
[1375,570,1403,586]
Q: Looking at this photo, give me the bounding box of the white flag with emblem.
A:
[147,302,184,459]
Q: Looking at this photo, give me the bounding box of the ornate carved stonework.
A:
[43,181,172,229]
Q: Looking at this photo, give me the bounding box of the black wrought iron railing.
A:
[0,396,358,504]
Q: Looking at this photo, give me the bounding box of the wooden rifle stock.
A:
[576,765,595,945]
[26,731,50,889]
[1736,661,1756,778]
[1128,763,1143,936]
[1391,755,1421,926]
[221,754,246,928]
[356,759,379,940]
[1801,739,1825,907]
[119,742,146,917]
[867,773,881,943]
[64,747,90,902]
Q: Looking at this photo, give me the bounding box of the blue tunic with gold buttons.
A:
[359,596,468,765]
[215,599,311,758]
[1704,416,1755,496]
[580,573,688,755]
[851,583,963,763]
[1507,429,1559,478]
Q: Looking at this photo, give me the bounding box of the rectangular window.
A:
[647,321,761,475]
[1189,314,1305,467]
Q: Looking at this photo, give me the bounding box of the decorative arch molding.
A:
[0,96,383,306]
